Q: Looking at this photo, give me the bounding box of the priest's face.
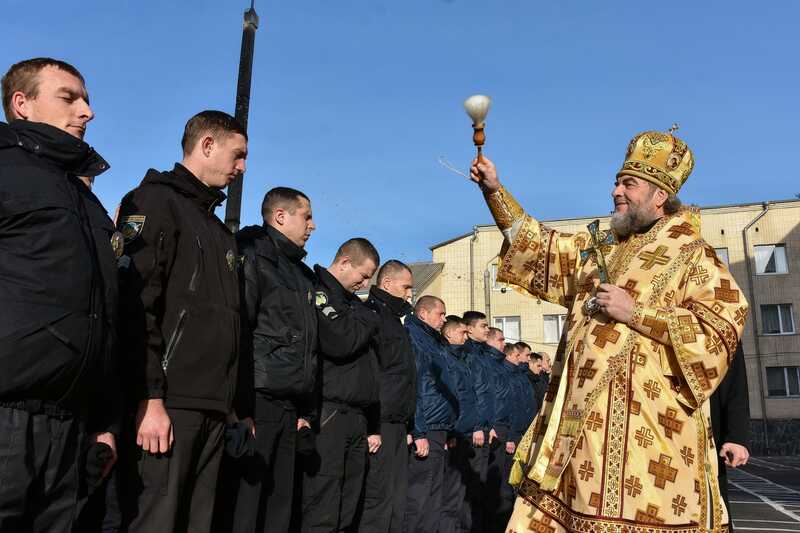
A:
[610,177,660,238]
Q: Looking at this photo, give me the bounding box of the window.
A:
[543,314,566,344]
[714,247,729,266]
[761,304,795,335]
[493,316,521,344]
[489,264,503,291]
[767,367,800,397]
[755,244,788,275]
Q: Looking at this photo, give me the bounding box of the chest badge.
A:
[226,250,236,272]
[119,215,146,243]
[110,231,124,258]
[315,291,328,308]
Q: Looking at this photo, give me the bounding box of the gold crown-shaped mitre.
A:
[616,130,694,195]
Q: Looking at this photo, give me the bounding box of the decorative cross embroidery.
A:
[578,460,595,481]
[588,492,602,513]
[548,252,557,264]
[565,475,577,505]
[635,427,654,448]
[680,445,695,467]
[667,221,695,239]
[705,336,723,355]
[629,390,641,415]
[575,340,585,356]
[549,273,562,288]
[560,253,574,277]
[635,504,665,525]
[672,495,688,516]
[694,479,701,494]
[586,411,604,431]
[529,515,556,533]
[643,379,662,400]
[688,265,710,286]
[649,454,678,489]
[625,475,643,497]
[591,323,620,348]
[577,359,598,388]
[642,311,669,339]
[705,246,724,267]
[577,279,595,300]
[678,315,703,343]
[623,279,640,299]
[691,361,719,391]
[714,279,740,303]
[638,246,671,270]
[658,407,684,438]
[734,306,748,326]
[631,349,647,375]
[522,259,538,272]
[664,289,676,306]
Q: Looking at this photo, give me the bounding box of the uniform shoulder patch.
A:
[119,215,146,243]
[315,291,328,309]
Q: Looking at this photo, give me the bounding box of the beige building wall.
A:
[426,200,800,422]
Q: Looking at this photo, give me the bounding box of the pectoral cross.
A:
[580,220,615,315]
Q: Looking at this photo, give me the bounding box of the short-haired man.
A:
[117,110,247,532]
[357,260,416,533]
[1,57,118,532]
[404,296,457,533]
[227,187,317,533]
[527,353,549,406]
[441,315,482,533]
[302,238,381,533]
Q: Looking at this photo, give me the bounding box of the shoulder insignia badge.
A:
[119,215,146,244]
[315,291,328,309]
[110,231,124,258]
[226,250,236,272]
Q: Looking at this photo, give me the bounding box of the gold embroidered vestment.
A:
[489,187,747,533]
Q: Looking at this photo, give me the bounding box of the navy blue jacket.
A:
[405,314,457,438]
[462,339,496,431]
[491,351,515,428]
[510,363,537,441]
[446,344,480,437]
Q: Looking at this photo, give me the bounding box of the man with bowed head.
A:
[471,129,747,532]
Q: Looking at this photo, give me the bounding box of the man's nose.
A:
[78,98,94,123]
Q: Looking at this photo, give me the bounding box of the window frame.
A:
[766,366,800,397]
[543,313,567,344]
[760,303,796,336]
[713,247,730,267]
[754,244,788,276]
[493,315,521,344]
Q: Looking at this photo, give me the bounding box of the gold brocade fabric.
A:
[493,191,747,533]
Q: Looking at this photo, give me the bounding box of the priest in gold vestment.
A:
[469,130,748,533]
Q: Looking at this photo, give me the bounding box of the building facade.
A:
[422,199,800,454]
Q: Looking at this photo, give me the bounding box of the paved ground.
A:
[728,456,800,532]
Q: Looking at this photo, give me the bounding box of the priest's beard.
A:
[610,197,659,239]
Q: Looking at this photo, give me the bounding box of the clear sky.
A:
[3,1,798,266]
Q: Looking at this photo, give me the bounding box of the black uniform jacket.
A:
[235,224,317,418]
[364,286,416,425]
[710,343,749,451]
[0,121,118,431]
[313,265,380,432]
[118,163,240,414]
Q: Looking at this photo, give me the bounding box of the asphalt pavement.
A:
[727,456,800,532]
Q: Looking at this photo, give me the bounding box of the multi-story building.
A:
[417,199,800,454]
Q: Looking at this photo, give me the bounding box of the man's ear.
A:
[652,186,668,209]
[10,91,30,120]
[273,207,285,226]
[201,136,215,158]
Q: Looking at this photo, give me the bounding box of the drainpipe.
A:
[742,202,770,454]
[483,269,492,323]
[469,225,478,310]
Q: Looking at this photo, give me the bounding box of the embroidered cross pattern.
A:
[667,221,695,239]
[631,349,647,375]
[565,475,577,505]
[575,340,585,356]
[629,390,641,415]
[642,311,669,339]
[664,289,676,306]
[522,259,538,273]
[649,454,678,489]
[585,411,604,431]
[734,306,748,326]
[577,279,595,299]
[623,279,640,299]
[672,495,688,516]
[635,427,654,448]
[678,315,703,343]
[705,336,723,355]
[577,359,598,387]
[638,246,671,270]
[529,515,556,533]
[635,504,665,525]
[548,273,562,288]
[714,279,740,303]
[643,379,661,400]
[588,492,602,513]
[705,246,724,267]
[625,475,643,497]
[680,445,695,467]
[578,460,595,481]
[658,407,684,438]
[591,323,620,348]
[691,361,719,391]
[688,265,710,286]
[548,252,557,264]
[559,253,574,277]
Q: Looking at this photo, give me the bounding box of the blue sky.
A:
[3,1,798,266]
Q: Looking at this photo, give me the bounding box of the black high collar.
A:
[369,286,413,317]
[314,264,357,303]
[141,163,227,213]
[264,224,307,263]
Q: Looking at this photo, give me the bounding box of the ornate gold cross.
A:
[580,219,615,283]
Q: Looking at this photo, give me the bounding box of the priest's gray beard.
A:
[610,202,658,239]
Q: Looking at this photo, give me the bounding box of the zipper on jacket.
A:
[188,236,202,292]
[162,309,188,372]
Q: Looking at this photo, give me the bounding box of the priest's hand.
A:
[596,284,635,324]
[367,435,382,454]
[470,156,500,194]
[720,442,749,467]
[414,438,430,458]
[472,430,485,448]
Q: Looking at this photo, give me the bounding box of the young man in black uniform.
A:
[357,260,416,533]
[229,187,318,533]
[302,238,381,533]
[117,111,246,533]
[0,57,119,532]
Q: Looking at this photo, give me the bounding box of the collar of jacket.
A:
[1,120,110,177]
[368,286,413,317]
[448,343,467,360]
[406,313,446,344]
[487,345,506,361]
[263,224,307,263]
[142,163,227,213]
[313,264,359,304]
